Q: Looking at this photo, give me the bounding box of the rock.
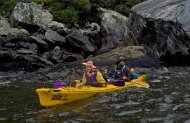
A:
[0,18,11,36]
[14,54,53,67]
[42,46,81,64]
[100,8,129,47]
[37,34,46,40]
[34,56,54,66]
[80,23,101,36]
[92,46,160,68]
[7,28,30,41]
[16,49,35,55]
[48,21,70,36]
[41,9,53,28]
[16,42,38,51]
[48,21,65,30]
[0,49,54,71]
[66,29,97,52]
[127,0,190,60]
[12,2,42,25]
[62,55,79,62]
[42,51,51,61]
[0,36,6,47]
[11,2,53,29]
[45,29,66,45]
[4,43,16,48]
[46,71,70,80]
[29,36,48,46]
[51,46,62,64]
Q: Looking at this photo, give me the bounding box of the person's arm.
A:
[82,73,87,85]
[96,71,106,83]
[123,67,131,81]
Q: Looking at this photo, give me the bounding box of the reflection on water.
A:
[0,67,190,123]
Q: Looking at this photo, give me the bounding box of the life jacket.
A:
[114,65,127,79]
[85,71,97,85]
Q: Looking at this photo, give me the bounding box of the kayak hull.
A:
[36,84,122,107]
[36,75,147,107]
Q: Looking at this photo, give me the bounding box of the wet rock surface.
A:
[3,1,184,73]
[127,0,190,65]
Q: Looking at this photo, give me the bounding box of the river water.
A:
[0,67,190,123]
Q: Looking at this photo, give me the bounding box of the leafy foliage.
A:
[0,0,20,17]
[32,0,50,4]
[72,0,91,10]
[53,7,78,24]
[48,1,78,24]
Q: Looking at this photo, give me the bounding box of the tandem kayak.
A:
[36,75,149,107]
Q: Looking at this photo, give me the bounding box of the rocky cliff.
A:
[0,2,159,72]
[127,0,190,65]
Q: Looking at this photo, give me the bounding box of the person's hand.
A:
[75,83,83,87]
[123,76,128,80]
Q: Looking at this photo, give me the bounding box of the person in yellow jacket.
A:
[76,60,106,87]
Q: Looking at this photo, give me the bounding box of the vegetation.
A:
[0,0,20,17]
[0,0,147,25]
[90,0,147,16]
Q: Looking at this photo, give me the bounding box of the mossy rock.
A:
[81,46,146,66]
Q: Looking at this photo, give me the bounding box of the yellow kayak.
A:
[36,75,148,107]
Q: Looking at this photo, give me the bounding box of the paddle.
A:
[129,80,150,88]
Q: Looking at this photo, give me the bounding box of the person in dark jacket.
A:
[114,56,132,82]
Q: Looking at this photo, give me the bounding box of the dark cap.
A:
[116,56,126,65]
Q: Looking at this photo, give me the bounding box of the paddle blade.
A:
[131,81,150,88]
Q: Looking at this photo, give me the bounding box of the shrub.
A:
[52,7,78,24]
[32,0,50,4]
[72,0,91,10]
[90,0,116,9]
[0,0,20,16]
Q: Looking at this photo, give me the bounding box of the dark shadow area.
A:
[160,51,190,66]
[17,23,41,33]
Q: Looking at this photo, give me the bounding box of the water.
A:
[0,67,190,123]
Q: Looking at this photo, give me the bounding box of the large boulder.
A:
[92,46,160,68]
[66,29,97,53]
[100,8,129,47]
[7,28,30,41]
[45,29,66,45]
[0,18,11,36]
[11,2,53,29]
[127,0,190,65]
[0,50,53,71]
[29,36,48,46]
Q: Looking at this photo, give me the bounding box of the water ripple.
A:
[0,67,190,122]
